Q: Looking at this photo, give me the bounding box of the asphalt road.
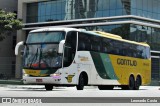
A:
[0,85,159,97]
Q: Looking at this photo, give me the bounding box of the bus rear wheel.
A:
[98,85,114,90]
[135,76,141,90]
[45,85,53,91]
[76,74,85,90]
[122,76,135,90]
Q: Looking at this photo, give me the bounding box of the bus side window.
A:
[102,38,110,54]
[78,32,91,51]
[103,46,107,53]
[63,31,77,67]
[142,46,147,59]
[146,47,150,59]
[78,33,85,51]
[136,45,144,59]
[79,41,85,50]
[85,39,91,51]
[91,36,101,52]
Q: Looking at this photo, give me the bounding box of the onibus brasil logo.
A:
[1,98,42,103]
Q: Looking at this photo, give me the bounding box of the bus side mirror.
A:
[15,41,25,55]
[58,40,65,53]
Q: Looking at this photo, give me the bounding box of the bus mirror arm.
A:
[58,40,65,53]
[15,41,25,55]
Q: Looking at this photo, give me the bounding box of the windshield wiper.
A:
[39,45,43,68]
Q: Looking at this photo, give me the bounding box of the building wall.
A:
[0,0,18,79]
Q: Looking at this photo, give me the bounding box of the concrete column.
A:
[15,30,26,79]
[18,0,27,23]
[15,0,27,79]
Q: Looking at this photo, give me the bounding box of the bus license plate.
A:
[36,79,43,82]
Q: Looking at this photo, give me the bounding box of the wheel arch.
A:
[130,74,135,81]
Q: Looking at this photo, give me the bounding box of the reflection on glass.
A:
[27,32,65,43]
[23,31,65,69]
[26,0,133,23]
[26,0,160,23]
[23,44,62,69]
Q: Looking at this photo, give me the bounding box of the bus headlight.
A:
[23,70,29,77]
[23,73,29,77]
[50,73,61,79]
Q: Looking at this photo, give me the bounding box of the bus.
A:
[15,27,151,90]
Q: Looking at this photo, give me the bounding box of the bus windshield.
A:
[26,31,65,43]
[23,31,65,69]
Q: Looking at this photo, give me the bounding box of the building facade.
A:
[17,0,160,85]
[0,0,18,79]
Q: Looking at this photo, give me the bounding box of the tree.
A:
[0,9,23,41]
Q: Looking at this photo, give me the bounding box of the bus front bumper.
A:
[23,76,62,85]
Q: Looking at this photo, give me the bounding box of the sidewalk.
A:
[0,79,23,85]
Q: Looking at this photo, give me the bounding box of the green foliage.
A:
[0,9,23,41]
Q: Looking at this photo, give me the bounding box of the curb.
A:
[0,80,23,85]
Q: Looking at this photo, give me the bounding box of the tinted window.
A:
[27,31,65,43]
[78,32,150,59]
[101,37,150,59]
[91,36,101,52]
[78,32,91,51]
[63,31,77,67]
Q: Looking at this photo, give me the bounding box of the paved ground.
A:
[0,85,159,97]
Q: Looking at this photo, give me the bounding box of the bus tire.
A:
[76,74,84,90]
[128,76,135,90]
[98,85,114,90]
[135,76,141,90]
[122,76,135,90]
[45,85,53,91]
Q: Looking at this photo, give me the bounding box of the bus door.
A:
[61,31,78,84]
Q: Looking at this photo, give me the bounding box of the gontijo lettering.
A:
[117,58,137,66]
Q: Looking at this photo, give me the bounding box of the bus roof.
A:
[92,31,122,39]
[30,27,86,33]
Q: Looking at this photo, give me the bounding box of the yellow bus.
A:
[15,27,151,90]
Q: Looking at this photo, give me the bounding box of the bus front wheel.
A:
[76,74,85,90]
[45,85,53,91]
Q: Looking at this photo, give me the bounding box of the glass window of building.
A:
[27,0,133,23]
